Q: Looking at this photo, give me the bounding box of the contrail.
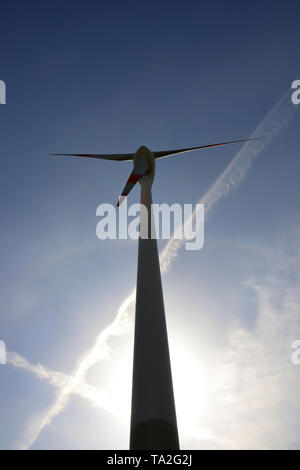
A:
[14,290,136,449]
[16,85,299,449]
[160,87,298,272]
[7,351,115,413]
[8,350,236,449]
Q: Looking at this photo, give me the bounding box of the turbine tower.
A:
[51,138,253,449]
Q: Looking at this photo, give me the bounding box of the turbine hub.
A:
[134,146,155,185]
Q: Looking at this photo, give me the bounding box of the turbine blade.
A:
[117,171,144,207]
[49,152,134,162]
[154,138,258,159]
[117,159,148,206]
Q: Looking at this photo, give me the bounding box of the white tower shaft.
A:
[130,175,179,450]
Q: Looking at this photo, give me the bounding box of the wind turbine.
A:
[51,138,253,450]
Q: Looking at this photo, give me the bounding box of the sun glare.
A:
[93,334,210,436]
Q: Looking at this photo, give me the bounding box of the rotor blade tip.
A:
[117,195,127,207]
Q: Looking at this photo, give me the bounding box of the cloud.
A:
[197,230,300,449]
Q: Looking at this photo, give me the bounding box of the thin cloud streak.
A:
[15,86,299,449]
[8,349,236,448]
[160,87,299,272]
[14,289,136,450]
[7,351,115,413]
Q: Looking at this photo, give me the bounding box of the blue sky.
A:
[1,0,300,449]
